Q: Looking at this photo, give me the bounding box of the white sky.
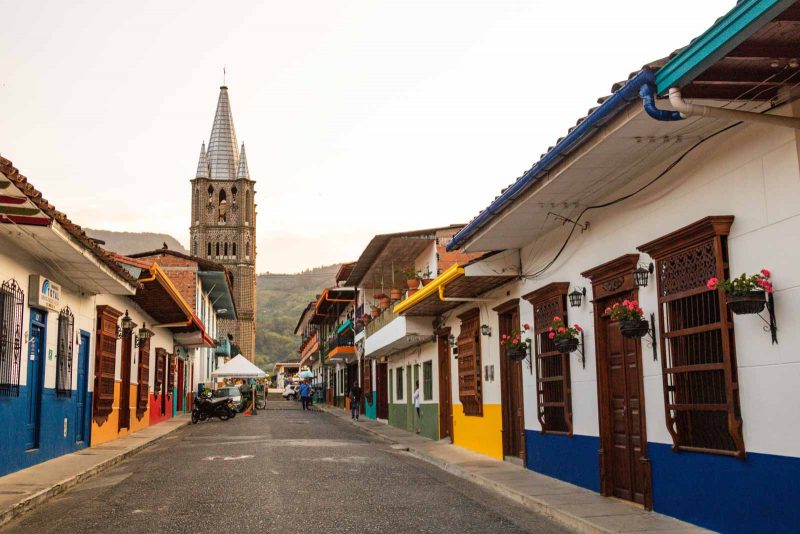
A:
[1,0,733,273]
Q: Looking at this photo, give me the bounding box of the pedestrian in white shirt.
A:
[413,381,421,434]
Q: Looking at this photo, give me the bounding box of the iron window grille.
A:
[55,306,75,397]
[0,279,24,397]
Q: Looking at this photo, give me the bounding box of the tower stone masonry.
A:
[190,86,257,361]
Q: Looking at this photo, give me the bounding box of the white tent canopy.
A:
[211,355,266,378]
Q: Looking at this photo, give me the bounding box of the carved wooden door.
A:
[499,306,525,460]
[119,333,132,430]
[437,334,453,440]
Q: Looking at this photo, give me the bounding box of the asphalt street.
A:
[4,399,569,533]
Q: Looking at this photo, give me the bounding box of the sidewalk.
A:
[319,406,708,534]
[0,414,190,528]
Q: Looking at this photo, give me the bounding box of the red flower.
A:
[553,316,561,322]
[548,332,555,340]
[622,300,630,306]
[557,327,566,334]
[761,269,771,278]
[604,307,612,315]
[548,326,553,331]
[707,277,719,290]
[630,300,639,308]
[574,324,582,332]
[523,323,530,330]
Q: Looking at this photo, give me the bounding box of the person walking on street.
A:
[413,381,421,434]
[299,380,312,411]
[350,382,362,421]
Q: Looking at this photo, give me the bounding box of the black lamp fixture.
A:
[568,287,586,308]
[448,334,456,348]
[634,262,655,288]
[480,324,492,337]
[117,309,134,338]
[134,323,154,348]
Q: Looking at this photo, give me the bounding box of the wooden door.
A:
[75,331,91,443]
[376,362,389,419]
[177,359,185,411]
[600,316,647,504]
[498,305,525,460]
[119,333,132,430]
[437,334,453,440]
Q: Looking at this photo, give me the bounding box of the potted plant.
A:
[500,324,531,361]
[403,266,421,290]
[420,266,434,285]
[390,288,402,300]
[548,317,582,353]
[362,313,371,325]
[707,269,772,315]
[607,300,649,338]
[370,305,380,318]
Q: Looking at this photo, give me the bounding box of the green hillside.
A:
[254,264,339,371]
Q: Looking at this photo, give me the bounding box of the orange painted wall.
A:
[91,382,150,446]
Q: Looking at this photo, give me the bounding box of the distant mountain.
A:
[255,264,340,371]
[85,229,188,255]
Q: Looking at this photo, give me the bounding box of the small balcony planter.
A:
[403,266,421,290]
[379,296,390,309]
[620,319,650,339]
[501,323,531,362]
[370,306,380,318]
[390,288,402,300]
[554,338,579,353]
[708,270,772,316]
[548,317,583,352]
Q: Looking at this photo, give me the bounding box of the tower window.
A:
[245,242,250,258]
[232,243,237,257]
[224,243,228,257]
[207,242,211,256]
[193,240,197,255]
[216,242,220,257]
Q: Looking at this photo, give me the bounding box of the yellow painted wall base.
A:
[452,403,503,460]
[91,382,150,446]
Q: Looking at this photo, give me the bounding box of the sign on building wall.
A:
[28,275,62,311]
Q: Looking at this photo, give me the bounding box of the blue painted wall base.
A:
[525,430,800,533]
[0,387,93,477]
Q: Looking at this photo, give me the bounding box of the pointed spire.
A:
[236,143,250,180]
[207,86,239,180]
[195,141,209,178]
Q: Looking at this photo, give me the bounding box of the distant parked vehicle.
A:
[213,386,243,412]
[282,384,299,400]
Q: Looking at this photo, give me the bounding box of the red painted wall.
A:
[149,392,174,425]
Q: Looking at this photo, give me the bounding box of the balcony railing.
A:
[365,305,400,337]
[326,333,354,354]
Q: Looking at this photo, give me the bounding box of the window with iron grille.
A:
[396,367,404,401]
[639,216,744,458]
[457,308,483,416]
[524,283,572,435]
[56,307,74,397]
[423,360,433,400]
[0,279,24,397]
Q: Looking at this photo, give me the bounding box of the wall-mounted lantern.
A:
[134,323,154,348]
[117,310,134,338]
[568,287,586,308]
[480,324,492,337]
[634,262,655,288]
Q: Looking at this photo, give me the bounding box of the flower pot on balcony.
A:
[620,319,649,339]
[406,278,420,290]
[554,338,579,353]
[379,296,390,309]
[362,315,371,325]
[506,346,527,362]
[370,306,380,318]
[408,288,418,297]
[726,291,766,315]
[390,288,402,300]
[421,278,433,286]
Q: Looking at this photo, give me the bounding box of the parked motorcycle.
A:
[191,396,235,423]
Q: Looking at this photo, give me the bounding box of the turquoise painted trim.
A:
[655,0,795,94]
[336,320,352,334]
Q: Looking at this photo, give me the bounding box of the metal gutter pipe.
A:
[446,69,661,252]
[668,87,800,129]
[639,83,682,121]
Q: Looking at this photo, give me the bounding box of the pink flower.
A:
[707,277,719,290]
[548,326,553,332]
[557,327,566,334]
[548,332,555,340]
[761,269,771,278]
[630,300,639,308]
[514,337,520,344]
[523,323,530,330]
[622,300,630,306]
[604,307,612,315]
[637,307,643,315]
[574,324,582,332]
[553,316,561,322]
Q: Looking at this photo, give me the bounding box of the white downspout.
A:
[668,88,800,129]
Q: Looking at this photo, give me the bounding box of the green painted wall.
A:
[388,402,439,441]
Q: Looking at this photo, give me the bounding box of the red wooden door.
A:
[603,318,646,505]
[177,359,185,411]
[376,363,389,419]
[437,334,453,440]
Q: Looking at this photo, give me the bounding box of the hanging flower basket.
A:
[506,346,527,361]
[620,319,650,339]
[390,288,402,300]
[554,338,579,353]
[726,291,766,315]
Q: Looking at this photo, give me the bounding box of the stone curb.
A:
[0,417,190,529]
[318,406,654,534]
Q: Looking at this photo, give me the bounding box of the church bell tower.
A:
[190,86,257,361]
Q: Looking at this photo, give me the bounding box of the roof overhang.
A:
[198,270,237,320]
[312,288,355,321]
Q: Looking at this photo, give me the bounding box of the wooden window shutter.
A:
[137,339,150,413]
[168,354,176,392]
[524,282,572,435]
[638,216,745,458]
[94,305,122,416]
[155,348,166,394]
[457,308,483,416]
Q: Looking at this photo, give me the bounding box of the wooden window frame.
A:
[94,305,122,416]
[639,215,745,458]
[423,360,433,401]
[167,354,176,392]
[155,348,167,394]
[0,279,24,397]
[396,366,404,401]
[523,283,573,435]
[55,306,75,397]
[137,339,150,414]
[457,308,483,417]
